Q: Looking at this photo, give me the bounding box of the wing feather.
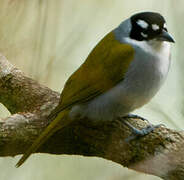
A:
[16,32,135,167]
[53,32,134,115]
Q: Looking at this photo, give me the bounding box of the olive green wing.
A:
[58,31,134,111]
[16,31,135,167]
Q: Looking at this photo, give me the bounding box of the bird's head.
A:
[115,12,175,44]
[130,12,175,43]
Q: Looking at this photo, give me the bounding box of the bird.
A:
[16,11,175,167]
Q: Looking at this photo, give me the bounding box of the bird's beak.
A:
[156,30,175,43]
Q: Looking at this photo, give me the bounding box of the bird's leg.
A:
[118,116,163,142]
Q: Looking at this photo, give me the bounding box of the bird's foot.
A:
[123,113,149,123]
[118,117,163,142]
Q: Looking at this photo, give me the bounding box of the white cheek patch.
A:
[152,24,160,31]
[141,32,148,38]
[136,19,149,29]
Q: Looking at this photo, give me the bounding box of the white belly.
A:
[69,41,171,121]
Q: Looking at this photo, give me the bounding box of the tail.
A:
[16,109,71,167]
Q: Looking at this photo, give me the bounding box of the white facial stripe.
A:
[136,19,149,29]
[152,24,160,31]
[141,32,148,38]
[164,23,167,29]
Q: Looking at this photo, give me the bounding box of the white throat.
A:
[124,37,171,80]
[124,37,171,59]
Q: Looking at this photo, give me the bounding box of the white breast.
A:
[125,37,171,76]
[120,38,171,109]
[69,39,171,122]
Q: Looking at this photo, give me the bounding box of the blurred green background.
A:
[0,0,183,179]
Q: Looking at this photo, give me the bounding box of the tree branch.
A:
[0,54,183,179]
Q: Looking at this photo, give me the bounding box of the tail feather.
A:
[16,109,70,167]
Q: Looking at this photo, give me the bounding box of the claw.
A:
[118,117,163,142]
[123,114,149,123]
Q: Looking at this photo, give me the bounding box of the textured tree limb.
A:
[0,54,183,179]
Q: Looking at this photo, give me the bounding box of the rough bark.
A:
[0,54,183,180]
